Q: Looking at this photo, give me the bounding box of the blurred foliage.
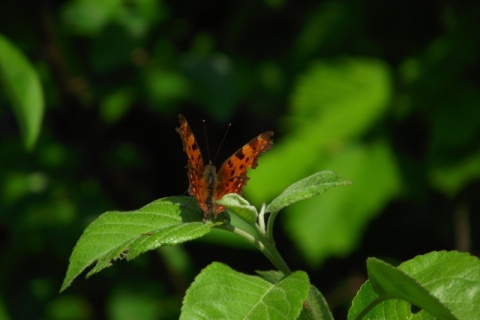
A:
[0,0,479,318]
[0,35,44,150]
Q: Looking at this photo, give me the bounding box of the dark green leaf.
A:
[431,150,480,196]
[0,34,44,150]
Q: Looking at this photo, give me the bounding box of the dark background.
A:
[1,0,479,319]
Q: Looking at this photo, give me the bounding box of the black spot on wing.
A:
[235,149,245,160]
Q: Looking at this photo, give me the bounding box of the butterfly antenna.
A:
[212,122,231,164]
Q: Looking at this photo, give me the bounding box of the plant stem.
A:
[266,210,279,243]
[219,224,292,275]
[258,203,267,234]
[263,242,292,275]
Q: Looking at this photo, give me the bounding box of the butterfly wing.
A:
[214,131,274,212]
[176,114,209,213]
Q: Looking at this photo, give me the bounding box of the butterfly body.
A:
[176,114,273,221]
[202,163,217,215]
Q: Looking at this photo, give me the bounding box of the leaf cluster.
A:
[61,172,480,319]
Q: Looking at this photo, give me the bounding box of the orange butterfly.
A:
[176,114,273,221]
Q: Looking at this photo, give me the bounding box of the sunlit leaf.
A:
[266,171,350,214]
[216,193,258,223]
[181,263,309,319]
[348,251,480,319]
[61,197,210,292]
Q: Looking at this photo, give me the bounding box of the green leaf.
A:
[255,270,285,284]
[348,251,480,319]
[266,171,351,214]
[216,193,258,223]
[181,262,310,319]
[0,34,44,150]
[0,297,9,320]
[430,149,480,196]
[348,281,412,320]
[60,0,119,36]
[248,58,391,203]
[99,88,135,124]
[247,61,394,267]
[285,141,400,266]
[291,58,391,123]
[299,285,334,320]
[61,196,210,292]
[254,271,334,319]
[107,289,164,320]
[368,258,456,319]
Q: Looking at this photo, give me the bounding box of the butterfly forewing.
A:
[176,115,209,213]
[214,131,274,202]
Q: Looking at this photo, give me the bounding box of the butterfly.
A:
[176,114,274,221]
